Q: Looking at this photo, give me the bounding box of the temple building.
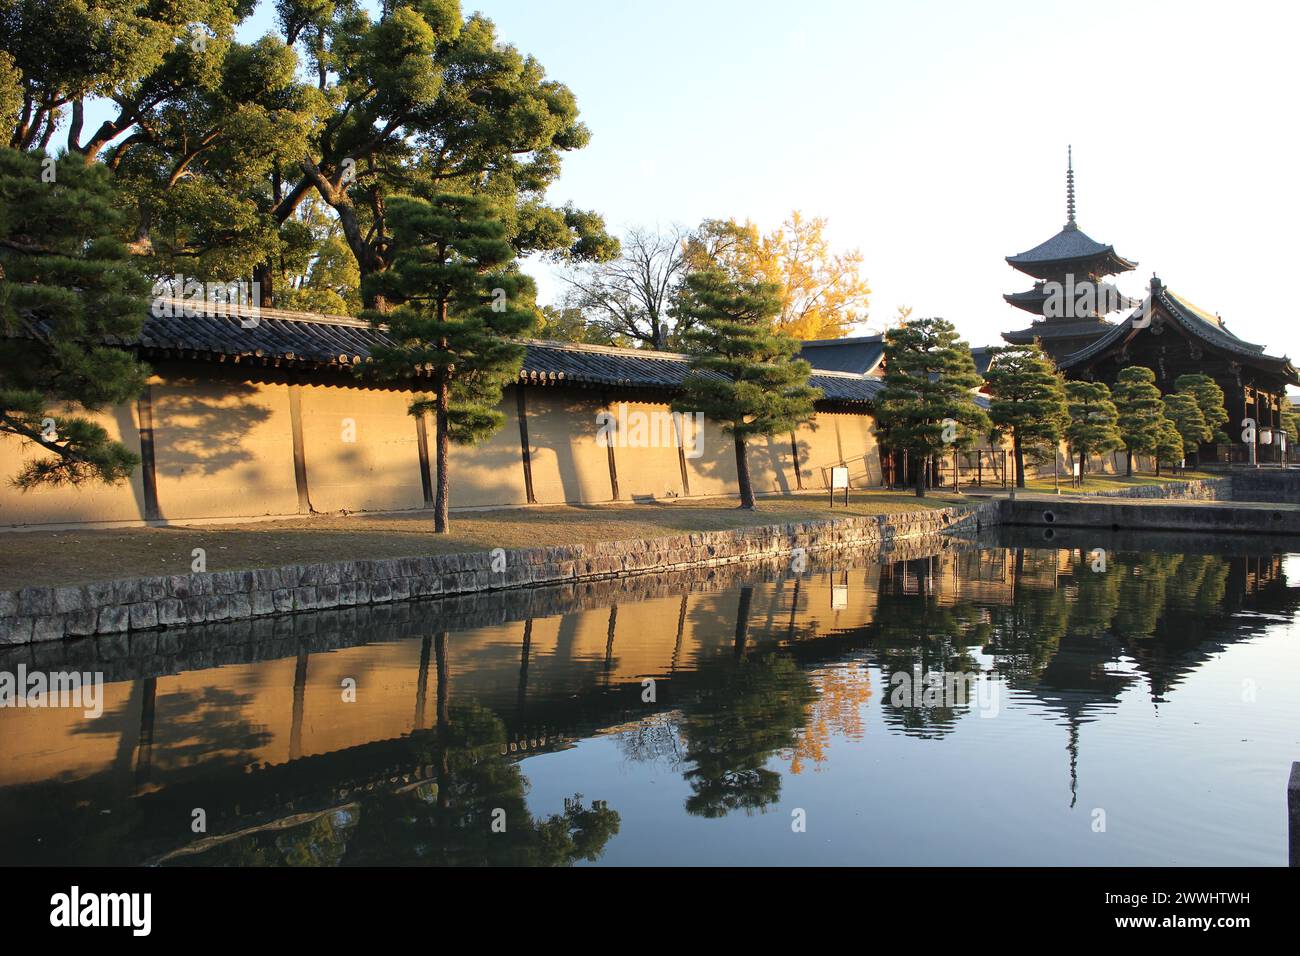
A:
[1002,148,1139,364]
[1000,151,1299,461]
[1058,277,1298,459]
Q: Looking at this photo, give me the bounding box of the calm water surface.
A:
[2,529,1297,866]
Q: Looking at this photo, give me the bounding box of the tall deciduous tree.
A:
[1,0,245,155]
[1064,381,1122,478]
[0,147,150,485]
[877,317,990,497]
[983,343,1068,488]
[559,225,683,349]
[755,211,870,339]
[671,223,819,510]
[364,192,536,533]
[3,2,616,308]
[1110,366,1165,476]
[270,2,615,308]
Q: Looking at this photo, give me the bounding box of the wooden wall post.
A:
[516,386,537,504]
[288,382,312,513]
[135,385,161,521]
[415,412,434,507]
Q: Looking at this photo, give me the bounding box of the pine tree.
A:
[982,342,1068,488]
[1162,392,1209,464]
[1174,373,1229,455]
[672,224,820,510]
[0,148,149,486]
[1110,366,1165,476]
[1064,381,1122,478]
[877,317,991,497]
[364,193,536,533]
[1153,417,1185,475]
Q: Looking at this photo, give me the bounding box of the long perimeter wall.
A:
[0,363,893,529]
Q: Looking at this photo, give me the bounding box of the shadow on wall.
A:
[152,384,273,479]
[556,394,602,505]
[519,389,613,506]
[752,433,794,495]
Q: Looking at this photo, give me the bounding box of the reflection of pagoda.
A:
[1002,148,1139,364]
[1031,632,1135,807]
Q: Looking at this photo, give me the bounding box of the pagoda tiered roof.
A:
[1005,225,1138,280]
[1002,317,1115,344]
[1004,279,1138,315]
[1004,150,1138,334]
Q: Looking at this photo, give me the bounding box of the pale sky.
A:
[237,1,1299,355]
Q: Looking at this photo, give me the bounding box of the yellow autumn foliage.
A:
[682,212,871,340]
[785,662,872,774]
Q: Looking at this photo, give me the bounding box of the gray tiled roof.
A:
[797,335,885,375]
[1006,225,1136,269]
[1004,281,1138,314]
[135,306,392,364]
[969,346,997,377]
[42,301,886,406]
[519,340,883,404]
[1002,318,1116,342]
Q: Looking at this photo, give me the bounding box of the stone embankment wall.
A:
[1082,476,1232,500]
[0,532,979,679]
[0,500,1000,645]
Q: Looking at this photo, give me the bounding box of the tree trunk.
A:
[1125,448,1132,477]
[434,373,450,533]
[1013,433,1025,488]
[734,432,755,509]
[914,454,926,498]
[252,262,274,309]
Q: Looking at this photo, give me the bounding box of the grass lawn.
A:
[1019,471,1215,494]
[0,489,965,590]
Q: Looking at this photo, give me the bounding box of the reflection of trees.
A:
[344,701,619,866]
[785,663,871,773]
[679,653,817,818]
[184,806,360,867]
[175,700,620,866]
[617,713,685,770]
[72,682,273,785]
[1113,552,1185,640]
[869,559,988,736]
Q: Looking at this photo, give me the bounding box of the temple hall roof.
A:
[1056,279,1297,381]
[797,335,885,376]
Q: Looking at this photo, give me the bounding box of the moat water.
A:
[1,528,1297,866]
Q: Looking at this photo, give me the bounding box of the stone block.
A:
[157,599,187,627]
[128,602,159,630]
[97,606,130,634]
[0,616,34,645]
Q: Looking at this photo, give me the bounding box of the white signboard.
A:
[831,584,849,610]
[831,466,849,489]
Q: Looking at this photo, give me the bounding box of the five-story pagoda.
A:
[1002,149,1139,363]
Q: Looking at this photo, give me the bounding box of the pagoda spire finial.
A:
[1065,145,1077,230]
